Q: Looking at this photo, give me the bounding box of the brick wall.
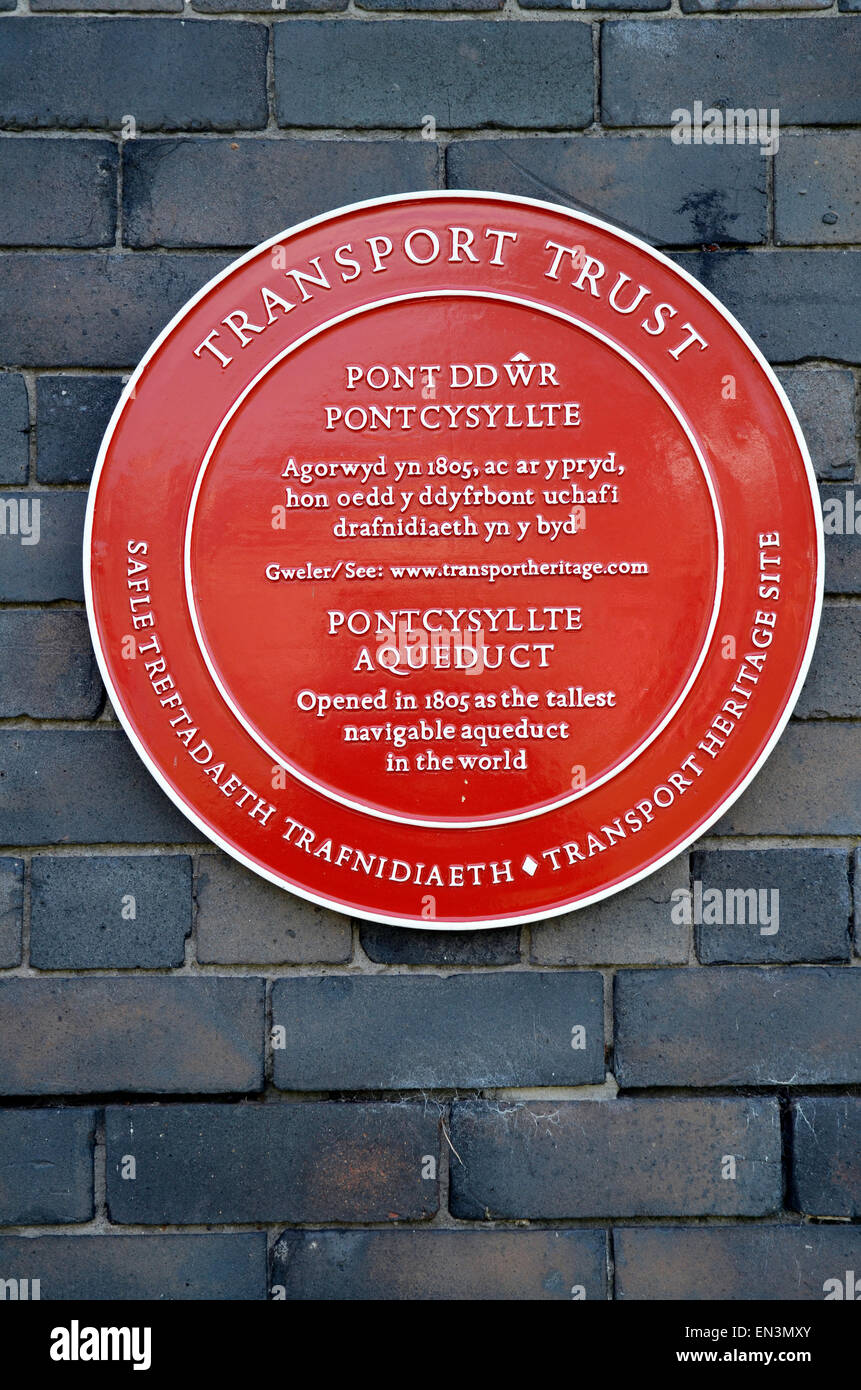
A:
[0,0,859,1302]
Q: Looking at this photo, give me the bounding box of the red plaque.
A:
[85,193,822,929]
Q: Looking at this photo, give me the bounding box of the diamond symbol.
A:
[521,855,539,876]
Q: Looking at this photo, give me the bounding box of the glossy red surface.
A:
[86,193,822,928]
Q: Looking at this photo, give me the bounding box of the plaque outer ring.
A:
[84,191,824,931]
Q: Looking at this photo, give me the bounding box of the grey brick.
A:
[0,1233,266,1299]
[822,486,861,593]
[0,611,103,719]
[692,848,851,965]
[0,492,86,601]
[776,133,861,245]
[36,375,124,484]
[0,252,226,367]
[447,136,765,247]
[359,921,519,966]
[0,730,204,846]
[0,19,267,131]
[795,606,861,718]
[682,0,830,8]
[106,1102,439,1223]
[790,1097,861,1218]
[615,967,860,1087]
[855,848,861,951]
[33,0,182,8]
[602,20,861,126]
[615,1226,861,1300]
[359,0,501,8]
[0,860,23,969]
[449,1098,781,1219]
[30,854,192,970]
[123,137,437,249]
[776,368,856,484]
[0,979,264,1094]
[274,21,593,130]
[523,0,666,6]
[273,1229,609,1301]
[530,857,690,966]
[0,1109,95,1223]
[272,973,603,1091]
[713,723,861,836]
[195,0,343,8]
[0,374,29,485]
[0,139,117,247]
[196,853,351,965]
[673,251,861,364]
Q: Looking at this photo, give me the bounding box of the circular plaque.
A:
[85,193,822,929]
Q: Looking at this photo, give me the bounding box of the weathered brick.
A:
[795,606,861,718]
[615,967,860,1087]
[195,0,343,9]
[0,1109,95,1223]
[36,375,124,484]
[33,0,182,9]
[790,1097,861,1218]
[274,21,593,130]
[449,1098,781,1219]
[602,20,861,126]
[196,853,351,965]
[106,1102,439,1223]
[359,921,519,966]
[30,854,192,970]
[713,723,861,836]
[776,133,861,245]
[0,19,267,131]
[855,848,861,951]
[683,0,830,8]
[0,1234,266,1299]
[524,0,665,7]
[691,848,851,964]
[615,1226,861,1300]
[0,253,226,367]
[673,251,861,364]
[272,973,604,1090]
[0,730,204,845]
[0,859,23,969]
[0,492,86,601]
[447,136,766,247]
[530,858,690,966]
[0,139,117,247]
[776,368,856,483]
[0,373,29,485]
[123,137,437,249]
[822,485,861,593]
[0,611,103,719]
[359,0,501,9]
[273,1229,609,1301]
[0,979,263,1094]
